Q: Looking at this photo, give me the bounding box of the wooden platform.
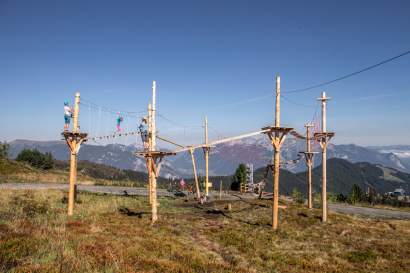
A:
[299,151,319,155]
[135,151,176,157]
[61,132,88,141]
[313,132,335,141]
[261,126,294,134]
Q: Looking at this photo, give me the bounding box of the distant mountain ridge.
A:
[193,158,410,196]
[253,158,410,196]
[7,138,410,178]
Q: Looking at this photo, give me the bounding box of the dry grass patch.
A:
[0,190,409,272]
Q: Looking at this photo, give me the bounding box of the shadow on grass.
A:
[118,207,149,218]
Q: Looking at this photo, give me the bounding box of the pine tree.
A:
[349,184,363,204]
[231,163,247,191]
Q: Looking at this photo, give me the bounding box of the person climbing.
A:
[116,112,124,132]
[179,178,186,191]
[139,117,149,149]
[63,101,72,131]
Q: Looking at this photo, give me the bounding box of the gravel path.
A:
[329,203,410,220]
[0,183,175,197]
[1,183,410,219]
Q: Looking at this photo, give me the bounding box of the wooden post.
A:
[318,92,330,222]
[68,149,77,216]
[204,116,210,198]
[272,76,281,230]
[189,148,201,201]
[151,81,158,224]
[261,77,292,230]
[135,81,176,225]
[147,103,153,205]
[305,123,314,209]
[219,180,222,200]
[64,92,87,216]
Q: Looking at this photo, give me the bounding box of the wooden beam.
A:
[156,135,185,148]
[189,147,201,201]
[174,129,270,153]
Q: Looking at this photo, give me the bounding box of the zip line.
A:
[283,49,410,94]
[210,49,410,109]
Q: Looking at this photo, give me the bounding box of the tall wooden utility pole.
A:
[136,81,175,224]
[314,92,334,222]
[301,123,316,209]
[262,76,293,230]
[62,92,87,216]
[151,81,158,223]
[147,103,153,205]
[203,116,211,198]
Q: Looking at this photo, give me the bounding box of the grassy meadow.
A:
[0,190,409,273]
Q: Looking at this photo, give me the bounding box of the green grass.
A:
[0,190,409,272]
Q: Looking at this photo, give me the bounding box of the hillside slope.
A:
[0,159,171,187]
[297,158,410,195]
[205,158,410,197]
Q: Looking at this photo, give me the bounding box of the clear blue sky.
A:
[1,0,409,146]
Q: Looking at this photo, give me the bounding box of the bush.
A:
[291,188,304,204]
[16,149,54,170]
[336,193,347,202]
[328,192,337,202]
[349,184,363,204]
[0,142,9,159]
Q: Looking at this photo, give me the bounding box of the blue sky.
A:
[0,0,409,146]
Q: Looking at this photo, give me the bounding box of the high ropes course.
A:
[61,77,334,230]
[59,48,410,229]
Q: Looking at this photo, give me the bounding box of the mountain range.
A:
[7,137,410,178]
[187,158,410,196]
[254,158,410,196]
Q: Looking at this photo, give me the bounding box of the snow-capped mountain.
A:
[367,145,410,171]
[7,138,410,177]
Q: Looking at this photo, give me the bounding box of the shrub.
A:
[336,193,347,202]
[0,142,9,159]
[16,149,54,170]
[349,184,363,204]
[231,163,247,191]
[291,188,304,204]
[344,250,376,263]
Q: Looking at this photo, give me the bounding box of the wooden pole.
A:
[272,76,281,230]
[219,180,222,200]
[318,92,330,222]
[305,123,314,209]
[151,81,158,224]
[204,116,209,197]
[152,81,156,149]
[189,148,201,201]
[147,103,152,205]
[68,150,77,216]
[67,92,81,216]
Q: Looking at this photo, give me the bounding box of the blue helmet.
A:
[64,101,69,106]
